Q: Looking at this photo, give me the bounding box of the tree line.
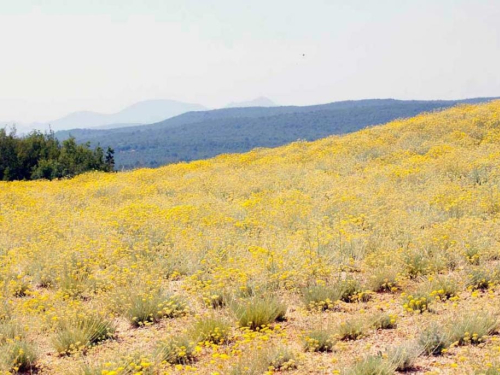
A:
[0,127,114,181]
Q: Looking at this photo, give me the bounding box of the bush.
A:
[402,292,431,313]
[337,277,370,302]
[467,268,494,291]
[302,277,370,310]
[191,315,231,344]
[266,346,297,371]
[80,354,154,375]
[403,251,431,278]
[52,314,115,355]
[228,345,297,374]
[36,268,56,289]
[343,355,395,375]
[0,321,24,344]
[120,290,186,327]
[448,313,498,346]
[464,245,481,265]
[426,275,460,301]
[231,295,286,330]
[371,313,397,330]
[368,267,400,293]
[387,341,422,371]
[304,328,336,352]
[229,353,267,375]
[302,284,339,311]
[58,270,89,299]
[229,362,266,375]
[335,318,367,341]
[9,277,31,297]
[418,323,451,356]
[236,283,258,298]
[154,335,196,365]
[203,290,229,309]
[0,340,38,373]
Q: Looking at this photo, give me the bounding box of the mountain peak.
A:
[18,99,207,132]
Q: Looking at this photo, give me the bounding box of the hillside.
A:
[2,101,500,374]
[57,97,499,169]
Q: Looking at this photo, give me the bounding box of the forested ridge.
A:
[57,97,499,169]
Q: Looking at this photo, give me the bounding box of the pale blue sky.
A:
[0,0,499,122]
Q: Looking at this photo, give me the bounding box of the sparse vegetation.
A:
[368,267,400,293]
[228,348,270,375]
[467,268,495,291]
[304,327,336,352]
[387,341,423,371]
[154,335,197,365]
[52,314,115,355]
[191,315,231,344]
[344,355,395,375]
[426,275,460,301]
[2,102,500,373]
[335,318,367,341]
[403,250,431,279]
[302,284,339,311]
[371,312,397,330]
[231,295,286,330]
[0,340,38,373]
[0,321,24,344]
[419,323,451,356]
[448,313,498,346]
[114,289,186,327]
[402,291,431,313]
[266,345,297,371]
[79,354,154,375]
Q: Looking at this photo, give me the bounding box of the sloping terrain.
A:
[57,97,499,169]
[2,102,500,374]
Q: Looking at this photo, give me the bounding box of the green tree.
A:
[0,129,114,181]
[105,147,115,172]
[0,128,20,181]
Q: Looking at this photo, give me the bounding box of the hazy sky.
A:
[1,0,499,122]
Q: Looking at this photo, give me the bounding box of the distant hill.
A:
[225,97,277,108]
[9,100,207,132]
[57,97,500,170]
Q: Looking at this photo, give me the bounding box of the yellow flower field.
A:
[1,101,500,374]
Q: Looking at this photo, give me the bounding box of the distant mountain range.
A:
[2,99,207,133]
[56,97,500,170]
[2,98,280,133]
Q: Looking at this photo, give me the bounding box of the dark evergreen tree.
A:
[0,127,114,181]
[105,147,115,172]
